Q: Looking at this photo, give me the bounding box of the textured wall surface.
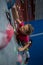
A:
[0,0,18,65]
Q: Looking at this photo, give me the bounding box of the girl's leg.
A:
[24,50,30,64]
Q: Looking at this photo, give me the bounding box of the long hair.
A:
[26,24,34,35]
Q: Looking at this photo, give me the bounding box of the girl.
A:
[12,4,34,64]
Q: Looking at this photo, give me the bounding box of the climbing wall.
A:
[0,0,18,65]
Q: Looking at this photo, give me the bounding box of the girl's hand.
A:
[18,47,24,51]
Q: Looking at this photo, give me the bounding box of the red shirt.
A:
[17,22,30,43]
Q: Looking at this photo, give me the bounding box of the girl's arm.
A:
[16,19,22,24]
[18,41,31,51]
[12,4,22,24]
[12,4,19,21]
